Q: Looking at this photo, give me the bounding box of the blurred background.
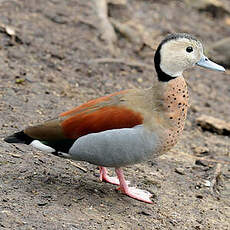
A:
[0,0,229,229]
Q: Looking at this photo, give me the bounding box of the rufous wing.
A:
[24,90,143,141]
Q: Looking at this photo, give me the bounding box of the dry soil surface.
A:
[0,0,230,229]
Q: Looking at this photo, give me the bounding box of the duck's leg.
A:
[99,166,120,185]
[115,168,153,204]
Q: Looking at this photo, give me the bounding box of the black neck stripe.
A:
[154,43,176,82]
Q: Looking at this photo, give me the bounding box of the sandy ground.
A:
[0,0,230,229]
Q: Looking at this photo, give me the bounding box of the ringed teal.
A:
[4,33,225,203]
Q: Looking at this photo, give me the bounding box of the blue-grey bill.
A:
[196,56,225,72]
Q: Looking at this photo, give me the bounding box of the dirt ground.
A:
[0,0,230,229]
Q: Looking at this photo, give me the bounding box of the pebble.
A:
[175,167,185,175]
[192,146,209,155]
[203,180,211,187]
[196,115,230,136]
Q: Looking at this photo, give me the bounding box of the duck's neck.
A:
[163,77,189,118]
[159,76,189,151]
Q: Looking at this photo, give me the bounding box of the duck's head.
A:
[154,33,225,82]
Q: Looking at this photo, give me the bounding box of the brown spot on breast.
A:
[160,77,189,152]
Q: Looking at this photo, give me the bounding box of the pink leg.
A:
[115,168,153,204]
[99,166,120,185]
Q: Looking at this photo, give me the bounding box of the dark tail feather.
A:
[4,131,34,145]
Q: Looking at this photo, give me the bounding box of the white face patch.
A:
[160,37,203,77]
[30,140,55,152]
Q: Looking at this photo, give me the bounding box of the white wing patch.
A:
[30,140,55,152]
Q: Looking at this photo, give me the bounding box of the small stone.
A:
[3,25,16,36]
[37,202,48,206]
[138,210,151,216]
[195,159,209,167]
[196,194,203,199]
[196,115,230,136]
[192,146,209,155]
[137,77,143,83]
[175,167,185,175]
[203,180,211,187]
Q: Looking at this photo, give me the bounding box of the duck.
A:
[4,33,225,204]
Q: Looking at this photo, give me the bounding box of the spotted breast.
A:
[160,76,189,152]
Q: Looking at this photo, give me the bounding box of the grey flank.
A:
[69,125,161,167]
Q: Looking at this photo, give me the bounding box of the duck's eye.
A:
[186,46,193,53]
